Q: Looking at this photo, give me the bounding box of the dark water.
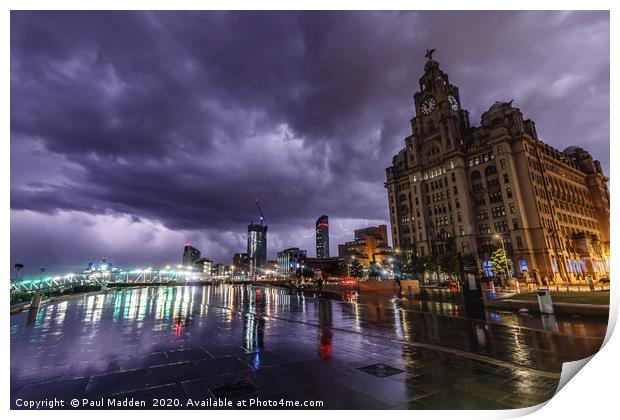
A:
[10,285,606,409]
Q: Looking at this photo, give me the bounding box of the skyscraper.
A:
[316,215,330,258]
[247,222,267,270]
[182,243,201,266]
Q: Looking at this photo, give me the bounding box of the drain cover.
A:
[210,380,256,399]
[358,363,405,378]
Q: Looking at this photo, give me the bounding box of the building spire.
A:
[424,48,436,60]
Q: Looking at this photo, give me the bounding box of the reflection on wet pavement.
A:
[10,285,606,409]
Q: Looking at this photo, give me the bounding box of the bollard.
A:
[537,288,554,315]
[31,292,43,309]
[27,292,43,325]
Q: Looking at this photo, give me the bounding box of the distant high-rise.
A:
[247,223,267,269]
[182,243,201,266]
[316,215,330,258]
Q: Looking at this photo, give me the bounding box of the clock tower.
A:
[409,52,471,164]
[389,50,479,258]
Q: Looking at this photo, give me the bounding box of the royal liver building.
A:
[385,51,610,285]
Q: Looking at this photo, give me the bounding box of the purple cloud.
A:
[10,11,609,275]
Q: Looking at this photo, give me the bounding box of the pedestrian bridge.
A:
[10,268,210,293]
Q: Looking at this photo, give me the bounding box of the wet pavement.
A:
[10,285,606,409]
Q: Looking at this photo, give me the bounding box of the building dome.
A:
[486,100,514,114]
[563,145,583,155]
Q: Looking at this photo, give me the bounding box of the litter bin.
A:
[537,288,554,315]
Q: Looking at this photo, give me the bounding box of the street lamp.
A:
[14,263,24,282]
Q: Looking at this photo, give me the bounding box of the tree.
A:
[403,254,428,282]
[440,250,460,279]
[367,259,379,280]
[491,248,513,282]
[349,259,364,279]
[427,254,442,283]
[323,260,347,277]
[390,255,405,280]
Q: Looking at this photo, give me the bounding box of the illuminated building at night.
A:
[316,215,330,258]
[277,247,307,275]
[233,252,250,273]
[247,222,268,269]
[338,225,391,265]
[193,257,213,275]
[385,52,610,284]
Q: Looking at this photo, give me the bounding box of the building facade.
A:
[354,225,388,244]
[277,247,307,275]
[316,215,330,258]
[233,252,249,273]
[385,53,610,284]
[193,257,213,276]
[182,243,201,266]
[338,225,391,265]
[247,223,268,270]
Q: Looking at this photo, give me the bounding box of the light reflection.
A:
[11,283,606,395]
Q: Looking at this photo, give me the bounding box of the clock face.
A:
[420,96,437,115]
[448,95,459,111]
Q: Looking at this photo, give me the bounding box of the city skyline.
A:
[11,11,610,276]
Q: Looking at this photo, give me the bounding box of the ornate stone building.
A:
[385,52,609,284]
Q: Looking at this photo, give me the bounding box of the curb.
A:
[485,299,609,318]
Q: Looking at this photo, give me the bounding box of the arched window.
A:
[470,170,481,181]
[484,165,498,177]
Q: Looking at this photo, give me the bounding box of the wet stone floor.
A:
[10,285,606,410]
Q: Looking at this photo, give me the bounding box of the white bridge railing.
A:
[10,268,210,293]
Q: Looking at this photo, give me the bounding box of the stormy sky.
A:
[10,11,609,276]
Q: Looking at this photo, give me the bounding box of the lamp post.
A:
[14,263,24,282]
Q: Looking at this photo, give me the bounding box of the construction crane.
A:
[255,198,266,226]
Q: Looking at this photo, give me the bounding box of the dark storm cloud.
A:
[10,11,609,275]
